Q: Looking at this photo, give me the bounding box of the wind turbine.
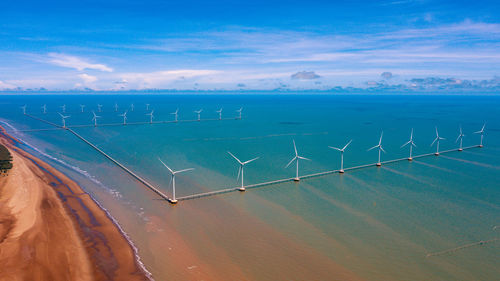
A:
[130,103,135,112]
[286,140,310,181]
[80,104,85,113]
[216,108,223,120]
[368,131,385,166]
[227,151,259,191]
[58,113,70,128]
[401,128,417,161]
[60,104,66,113]
[431,127,446,156]
[236,107,243,120]
[20,105,27,114]
[97,104,103,112]
[118,111,128,125]
[146,104,150,111]
[456,125,465,151]
[194,109,202,121]
[114,102,119,112]
[170,108,179,122]
[474,123,485,148]
[146,110,154,124]
[328,139,352,173]
[41,104,47,114]
[158,158,194,204]
[92,111,101,127]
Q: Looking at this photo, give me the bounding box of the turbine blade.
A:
[158,157,174,174]
[412,142,417,147]
[285,157,296,168]
[401,140,411,148]
[456,135,460,143]
[328,146,342,152]
[227,151,242,164]
[367,145,378,151]
[243,157,259,165]
[431,137,438,146]
[342,139,352,151]
[236,166,241,181]
[293,140,298,156]
[380,146,386,153]
[175,168,194,174]
[298,156,311,161]
[379,131,383,145]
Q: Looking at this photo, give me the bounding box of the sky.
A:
[1,0,500,92]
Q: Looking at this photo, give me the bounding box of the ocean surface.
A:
[1,94,499,280]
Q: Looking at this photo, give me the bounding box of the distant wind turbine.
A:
[114,102,119,112]
[401,128,417,161]
[58,113,70,128]
[92,111,101,127]
[170,108,179,122]
[216,108,223,120]
[41,104,47,114]
[80,104,85,113]
[329,139,352,173]
[119,111,128,125]
[20,105,27,114]
[286,140,310,181]
[474,123,486,148]
[97,104,103,112]
[431,127,445,156]
[146,103,150,111]
[130,103,135,112]
[228,151,259,191]
[158,158,194,204]
[456,125,465,151]
[368,131,385,166]
[146,110,154,124]
[236,107,243,120]
[60,104,66,113]
[194,109,202,121]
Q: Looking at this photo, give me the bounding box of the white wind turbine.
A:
[58,113,70,128]
[92,111,101,127]
[130,103,135,112]
[60,104,66,113]
[146,103,150,111]
[118,111,128,125]
[41,104,47,114]
[146,110,154,124]
[286,140,310,181]
[114,102,119,112]
[328,139,352,173]
[97,104,103,112]
[194,109,203,121]
[227,151,259,191]
[216,108,223,120]
[401,128,417,161]
[474,123,485,148]
[158,158,194,204]
[236,107,243,119]
[431,127,446,156]
[368,131,385,166]
[456,125,465,151]
[170,108,179,122]
[20,105,27,114]
[80,104,85,113]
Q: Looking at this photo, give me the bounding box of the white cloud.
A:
[47,53,113,72]
[0,80,17,89]
[78,73,98,83]
[119,69,221,88]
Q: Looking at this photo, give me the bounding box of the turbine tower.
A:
[80,104,85,113]
[368,131,385,166]
[456,125,465,151]
[119,111,128,125]
[97,104,103,112]
[158,158,194,204]
[216,108,223,120]
[170,108,179,122]
[41,104,47,114]
[92,111,101,127]
[227,151,259,191]
[474,123,485,148]
[401,128,417,161]
[194,109,202,121]
[58,113,70,128]
[146,110,154,124]
[20,105,27,114]
[236,108,243,120]
[328,139,352,173]
[286,140,310,181]
[431,127,445,156]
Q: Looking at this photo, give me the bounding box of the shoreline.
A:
[0,125,152,281]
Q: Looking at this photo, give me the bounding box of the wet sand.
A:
[0,127,150,281]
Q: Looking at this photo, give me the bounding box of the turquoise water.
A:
[1,94,499,280]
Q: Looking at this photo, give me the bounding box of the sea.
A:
[1,94,499,280]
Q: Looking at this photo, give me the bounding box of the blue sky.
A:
[1,0,499,91]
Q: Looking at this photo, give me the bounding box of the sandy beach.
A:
[0,127,150,281]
